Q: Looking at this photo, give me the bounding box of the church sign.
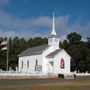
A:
[35,65,42,71]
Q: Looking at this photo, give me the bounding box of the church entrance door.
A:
[48,61,53,74]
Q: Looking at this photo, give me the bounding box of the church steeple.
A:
[48,13,59,48]
[51,12,57,36]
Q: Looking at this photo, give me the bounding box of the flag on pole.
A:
[0,38,8,51]
[0,38,9,71]
[1,39,7,46]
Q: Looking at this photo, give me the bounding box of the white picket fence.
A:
[0,70,90,77]
[73,71,90,76]
[0,71,44,77]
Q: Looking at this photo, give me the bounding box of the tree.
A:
[62,40,69,49]
[79,61,87,72]
[0,32,89,72]
[59,41,63,48]
[67,45,83,72]
[86,37,90,48]
[28,37,48,47]
[67,32,81,44]
[86,49,90,72]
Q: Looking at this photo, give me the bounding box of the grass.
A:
[0,76,90,90]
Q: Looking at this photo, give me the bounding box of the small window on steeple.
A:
[55,38,58,43]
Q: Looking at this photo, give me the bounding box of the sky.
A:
[0,0,90,41]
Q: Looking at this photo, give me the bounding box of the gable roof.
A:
[46,49,61,58]
[18,44,49,57]
[46,49,71,58]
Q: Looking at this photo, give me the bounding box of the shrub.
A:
[58,74,64,78]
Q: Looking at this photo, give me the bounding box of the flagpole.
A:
[6,38,9,71]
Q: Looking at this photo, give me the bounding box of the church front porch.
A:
[47,61,54,75]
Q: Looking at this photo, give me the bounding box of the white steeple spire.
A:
[51,12,57,36]
[48,13,59,47]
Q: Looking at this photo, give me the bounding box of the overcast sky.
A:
[0,0,90,41]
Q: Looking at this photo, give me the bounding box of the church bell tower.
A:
[48,13,59,48]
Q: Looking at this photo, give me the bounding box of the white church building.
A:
[18,14,71,76]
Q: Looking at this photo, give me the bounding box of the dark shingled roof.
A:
[18,44,49,57]
[46,49,61,58]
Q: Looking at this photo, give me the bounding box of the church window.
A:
[60,58,65,69]
[55,38,58,43]
[27,60,29,68]
[22,61,23,68]
[35,59,41,71]
[36,59,38,65]
[35,59,38,71]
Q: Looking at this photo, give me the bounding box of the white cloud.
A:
[0,0,9,4]
[0,11,90,41]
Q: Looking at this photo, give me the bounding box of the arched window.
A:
[27,60,29,68]
[36,59,38,65]
[60,58,65,69]
[22,61,23,68]
[35,59,38,71]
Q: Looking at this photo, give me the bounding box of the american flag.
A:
[0,38,8,50]
[1,39,7,46]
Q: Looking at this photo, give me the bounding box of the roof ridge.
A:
[18,44,49,57]
[46,49,61,58]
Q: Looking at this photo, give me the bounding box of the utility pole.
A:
[6,38,9,71]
